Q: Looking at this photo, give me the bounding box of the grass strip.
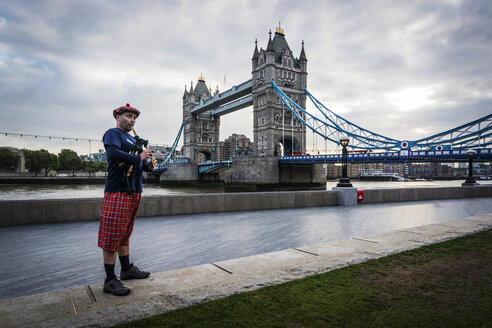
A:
[117,229,492,328]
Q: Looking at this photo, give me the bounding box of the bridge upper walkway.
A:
[191,79,252,115]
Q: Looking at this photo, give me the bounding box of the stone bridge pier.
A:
[224,156,325,192]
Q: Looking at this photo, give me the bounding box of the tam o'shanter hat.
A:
[113,103,140,119]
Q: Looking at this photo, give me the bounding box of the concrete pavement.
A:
[1,213,491,328]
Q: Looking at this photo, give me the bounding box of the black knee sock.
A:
[104,263,116,281]
[119,255,132,272]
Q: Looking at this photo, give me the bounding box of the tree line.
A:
[0,148,107,177]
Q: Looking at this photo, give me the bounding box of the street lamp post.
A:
[462,150,478,186]
[337,136,353,187]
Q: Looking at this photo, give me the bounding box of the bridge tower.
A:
[225,24,323,191]
[252,23,307,156]
[182,75,220,163]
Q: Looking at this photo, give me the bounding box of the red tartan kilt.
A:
[98,192,141,252]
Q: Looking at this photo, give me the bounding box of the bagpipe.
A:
[119,128,155,194]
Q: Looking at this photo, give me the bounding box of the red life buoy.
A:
[357,190,364,201]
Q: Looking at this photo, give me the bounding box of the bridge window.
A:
[275,113,281,124]
[258,96,265,106]
[258,134,268,149]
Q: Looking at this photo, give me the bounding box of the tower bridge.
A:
[160,24,492,190]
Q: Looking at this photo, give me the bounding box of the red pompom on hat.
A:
[113,103,140,119]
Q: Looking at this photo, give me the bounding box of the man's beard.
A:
[122,122,133,132]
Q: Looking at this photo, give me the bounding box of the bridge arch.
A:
[277,137,300,156]
[197,149,212,162]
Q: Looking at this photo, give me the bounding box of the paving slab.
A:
[214,249,316,277]
[0,290,75,327]
[0,213,490,328]
[461,213,492,225]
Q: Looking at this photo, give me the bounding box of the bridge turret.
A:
[265,30,275,65]
[252,39,259,71]
[298,41,308,89]
[181,75,220,163]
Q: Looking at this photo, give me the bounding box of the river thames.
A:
[1,179,491,200]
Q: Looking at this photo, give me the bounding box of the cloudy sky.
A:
[1,0,491,155]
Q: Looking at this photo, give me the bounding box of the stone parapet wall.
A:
[0,190,337,227]
[359,185,492,204]
[1,186,491,227]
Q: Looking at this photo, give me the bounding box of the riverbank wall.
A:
[0,177,107,185]
[1,185,492,227]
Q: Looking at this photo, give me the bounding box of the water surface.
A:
[1,179,490,200]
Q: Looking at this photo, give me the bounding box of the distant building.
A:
[326,163,404,179]
[476,163,492,177]
[89,149,106,163]
[451,167,468,177]
[218,134,254,161]
[0,146,26,173]
[359,163,404,177]
[326,162,459,179]
[149,145,181,163]
[407,163,434,178]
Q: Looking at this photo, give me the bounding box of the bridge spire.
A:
[252,38,259,60]
[299,40,307,61]
[266,30,274,52]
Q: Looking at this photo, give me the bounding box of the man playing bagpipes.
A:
[98,103,156,296]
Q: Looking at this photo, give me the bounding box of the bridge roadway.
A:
[1,197,492,301]
[279,148,492,163]
[190,79,252,115]
[198,148,492,174]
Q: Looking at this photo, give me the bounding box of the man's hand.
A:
[140,149,152,161]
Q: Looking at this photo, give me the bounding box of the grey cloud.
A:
[0,0,491,156]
